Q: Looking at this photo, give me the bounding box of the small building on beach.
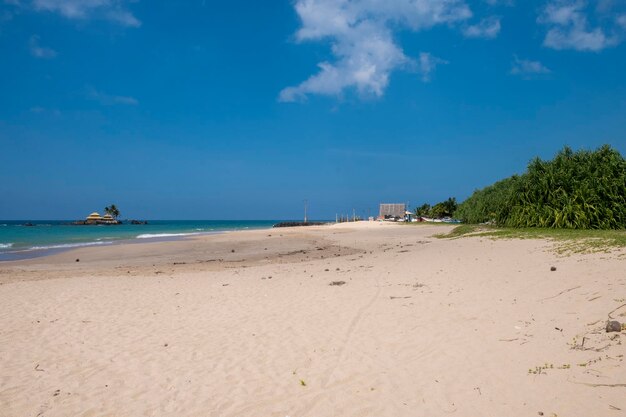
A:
[379,203,406,219]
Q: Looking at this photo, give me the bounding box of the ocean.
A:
[0,220,281,261]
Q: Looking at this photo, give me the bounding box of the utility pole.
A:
[353,208,356,222]
[304,199,308,223]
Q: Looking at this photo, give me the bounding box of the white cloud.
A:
[87,87,138,105]
[510,56,551,78]
[32,0,140,27]
[463,16,501,38]
[279,0,472,102]
[29,35,57,58]
[1,0,20,26]
[539,0,618,51]
[618,14,626,28]
[418,52,447,82]
[484,0,514,6]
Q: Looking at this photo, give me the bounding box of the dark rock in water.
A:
[71,220,122,225]
[550,266,557,271]
[23,222,34,227]
[273,221,327,228]
[130,220,148,225]
[606,320,622,333]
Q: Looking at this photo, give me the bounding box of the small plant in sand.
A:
[528,364,551,375]
[528,363,570,375]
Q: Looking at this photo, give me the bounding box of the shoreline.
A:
[0,220,296,262]
[1,221,624,416]
[0,230,226,262]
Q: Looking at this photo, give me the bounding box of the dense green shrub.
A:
[414,198,457,218]
[456,145,626,229]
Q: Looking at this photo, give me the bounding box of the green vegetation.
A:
[437,224,626,253]
[433,224,479,238]
[414,197,457,218]
[104,204,120,219]
[455,145,626,229]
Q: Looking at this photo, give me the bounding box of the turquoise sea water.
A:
[0,220,281,261]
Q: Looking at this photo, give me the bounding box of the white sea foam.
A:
[136,232,202,239]
[28,241,113,251]
[0,243,13,249]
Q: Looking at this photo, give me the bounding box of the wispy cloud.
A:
[1,10,14,26]
[539,0,619,51]
[463,16,501,39]
[87,86,138,106]
[279,0,473,102]
[417,52,447,82]
[510,56,551,78]
[29,35,57,58]
[1,1,20,27]
[32,0,141,27]
[483,0,514,5]
[29,106,61,116]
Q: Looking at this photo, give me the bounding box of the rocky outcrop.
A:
[71,220,122,225]
[273,222,327,228]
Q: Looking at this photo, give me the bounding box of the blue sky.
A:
[1,0,625,220]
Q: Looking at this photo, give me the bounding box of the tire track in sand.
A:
[320,269,382,389]
[224,268,383,417]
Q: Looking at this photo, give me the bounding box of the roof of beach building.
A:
[87,212,102,219]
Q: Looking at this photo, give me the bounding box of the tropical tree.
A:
[414,199,457,218]
[104,204,120,219]
[431,198,456,218]
[414,203,431,217]
[441,197,457,217]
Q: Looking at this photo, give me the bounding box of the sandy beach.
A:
[0,221,624,417]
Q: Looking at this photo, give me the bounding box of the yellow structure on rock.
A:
[101,214,117,224]
[84,212,119,225]
[86,212,103,223]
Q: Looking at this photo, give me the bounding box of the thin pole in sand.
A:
[304,199,308,223]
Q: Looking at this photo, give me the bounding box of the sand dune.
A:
[0,222,624,416]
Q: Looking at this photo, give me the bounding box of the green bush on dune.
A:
[455,145,626,229]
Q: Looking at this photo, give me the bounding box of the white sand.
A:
[0,222,624,416]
